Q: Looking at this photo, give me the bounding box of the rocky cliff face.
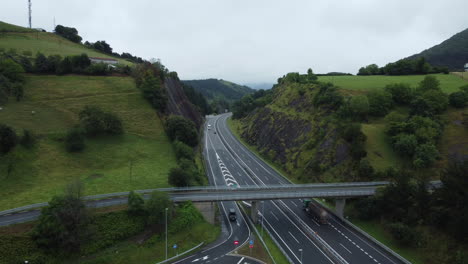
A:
[238,83,354,182]
[164,77,203,128]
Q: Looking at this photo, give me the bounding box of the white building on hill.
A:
[465,63,468,72]
[89,57,118,65]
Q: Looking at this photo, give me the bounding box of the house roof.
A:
[89,57,118,62]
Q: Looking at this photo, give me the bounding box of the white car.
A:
[207,124,211,130]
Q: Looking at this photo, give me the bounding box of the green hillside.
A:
[182,78,254,103]
[0,21,129,64]
[0,21,35,32]
[318,73,467,93]
[407,27,468,70]
[0,75,177,210]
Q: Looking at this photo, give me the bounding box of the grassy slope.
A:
[0,21,35,32]
[319,73,467,93]
[0,21,129,65]
[0,75,177,210]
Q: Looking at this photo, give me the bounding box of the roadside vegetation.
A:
[0,182,219,263]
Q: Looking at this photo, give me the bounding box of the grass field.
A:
[0,75,177,210]
[0,21,129,64]
[318,74,467,93]
[361,123,403,171]
[0,21,35,32]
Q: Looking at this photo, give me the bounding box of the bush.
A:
[169,202,204,233]
[349,95,369,120]
[387,222,420,247]
[0,123,17,154]
[174,140,194,160]
[166,115,198,147]
[127,191,145,215]
[79,106,123,136]
[85,63,109,75]
[0,58,25,83]
[20,129,36,148]
[340,123,365,142]
[168,167,192,187]
[449,91,468,108]
[367,90,394,116]
[65,127,85,152]
[417,75,440,93]
[358,159,374,178]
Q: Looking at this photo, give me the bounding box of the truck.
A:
[228,208,237,221]
[303,199,328,225]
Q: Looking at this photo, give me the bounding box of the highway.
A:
[206,113,406,264]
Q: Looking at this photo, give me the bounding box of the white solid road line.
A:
[340,243,353,254]
[271,211,280,221]
[289,231,300,244]
[236,257,245,264]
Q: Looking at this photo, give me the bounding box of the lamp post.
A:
[261,201,265,238]
[165,208,168,260]
[299,248,303,263]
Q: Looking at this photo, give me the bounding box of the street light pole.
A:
[261,201,265,238]
[299,248,303,263]
[165,208,168,260]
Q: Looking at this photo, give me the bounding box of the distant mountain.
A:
[243,82,274,90]
[182,79,254,103]
[407,28,468,71]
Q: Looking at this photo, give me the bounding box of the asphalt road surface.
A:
[204,113,406,264]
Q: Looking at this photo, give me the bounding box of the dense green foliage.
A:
[358,57,448,76]
[127,191,145,215]
[32,181,90,253]
[54,25,83,43]
[449,85,468,108]
[173,140,194,161]
[20,129,36,149]
[79,106,123,136]
[0,123,17,154]
[407,27,468,70]
[65,127,85,152]
[165,115,198,147]
[0,57,25,103]
[168,167,192,187]
[233,89,274,119]
[182,83,212,115]
[133,63,168,112]
[182,78,254,112]
[145,191,172,225]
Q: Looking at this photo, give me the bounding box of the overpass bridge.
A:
[0,181,441,226]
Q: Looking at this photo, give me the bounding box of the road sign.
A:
[249,244,253,248]
[173,244,177,249]
[234,240,239,245]
[249,240,254,245]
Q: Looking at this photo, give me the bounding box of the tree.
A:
[387,222,420,246]
[449,91,468,108]
[367,90,394,116]
[392,134,418,156]
[0,124,17,154]
[71,53,91,70]
[358,159,374,179]
[434,159,468,242]
[307,68,317,81]
[174,140,194,161]
[32,181,90,253]
[78,106,123,136]
[349,95,369,120]
[145,191,171,225]
[65,127,85,152]
[57,56,73,75]
[168,167,192,187]
[20,129,36,148]
[413,143,439,168]
[384,83,413,104]
[127,191,145,215]
[91,41,113,54]
[417,75,440,93]
[54,25,82,43]
[166,115,198,147]
[0,58,25,83]
[138,70,167,112]
[34,52,49,73]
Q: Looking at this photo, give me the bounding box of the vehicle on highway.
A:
[229,208,237,221]
[208,124,211,130]
[214,131,217,134]
[303,199,328,224]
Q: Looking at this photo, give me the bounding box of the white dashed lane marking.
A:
[330,223,381,264]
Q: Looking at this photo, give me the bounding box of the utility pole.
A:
[165,208,169,260]
[28,0,32,29]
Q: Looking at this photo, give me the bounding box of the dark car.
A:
[228,208,236,221]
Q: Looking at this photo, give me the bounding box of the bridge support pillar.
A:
[335,198,346,219]
[251,201,259,224]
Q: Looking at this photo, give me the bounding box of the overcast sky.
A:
[2,0,468,84]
